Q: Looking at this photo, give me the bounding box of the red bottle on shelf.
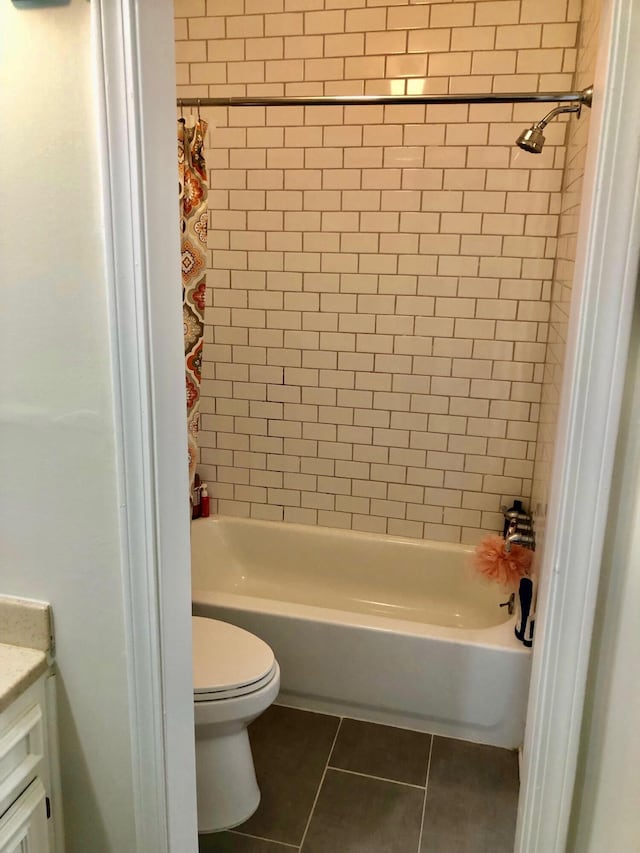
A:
[192,473,201,519]
[200,483,210,518]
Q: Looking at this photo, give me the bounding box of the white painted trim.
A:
[45,674,64,853]
[95,1,197,851]
[516,0,640,850]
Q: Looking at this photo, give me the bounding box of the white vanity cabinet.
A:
[0,779,49,853]
[0,676,60,853]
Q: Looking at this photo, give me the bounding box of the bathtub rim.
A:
[191,588,529,655]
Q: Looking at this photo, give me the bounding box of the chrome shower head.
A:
[516,125,546,154]
[515,90,592,153]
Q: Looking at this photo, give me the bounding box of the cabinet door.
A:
[0,779,49,853]
[0,680,46,818]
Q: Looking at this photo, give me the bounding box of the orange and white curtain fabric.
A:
[178,117,209,491]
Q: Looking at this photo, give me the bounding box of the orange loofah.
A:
[472,534,533,590]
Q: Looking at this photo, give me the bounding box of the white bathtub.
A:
[191,516,531,749]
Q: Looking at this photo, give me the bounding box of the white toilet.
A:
[192,615,280,834]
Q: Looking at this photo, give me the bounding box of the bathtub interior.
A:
[191,516,512,630]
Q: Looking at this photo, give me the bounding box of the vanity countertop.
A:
[0,594,53,713]
[0,642,48,714]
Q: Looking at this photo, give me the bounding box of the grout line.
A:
[326,715,344,766]
[298,717,343,852]
[417,734,434,853]
[273,701,341,721]
[228,829,299,850]
[327,765,426,791]
[273,702,440,739]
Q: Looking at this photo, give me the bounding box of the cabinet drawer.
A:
[0,779,49,853]
[0,683,45,819]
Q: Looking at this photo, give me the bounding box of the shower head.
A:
[516,125,547,154]
[515,103,581,154]
[515,88,593,153]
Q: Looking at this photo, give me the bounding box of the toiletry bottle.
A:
[192,473,202,519]
[201,483,210,518]
[515,576,536,648]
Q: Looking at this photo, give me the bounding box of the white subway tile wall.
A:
[531,0,601,540]
[175,0,583,544]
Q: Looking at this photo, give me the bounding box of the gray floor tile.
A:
[237,705,340,847]
[329,718,432,786]
[199,831,297,852]
[301,768,424,853]
[420,737,519,853]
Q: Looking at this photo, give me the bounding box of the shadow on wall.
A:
[55,676,112,853]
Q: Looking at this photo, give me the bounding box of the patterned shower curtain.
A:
[178,117,209,493]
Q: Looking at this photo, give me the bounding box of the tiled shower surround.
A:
[531,0,600,541]
[175,0,585,544]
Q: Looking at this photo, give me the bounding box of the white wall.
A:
[567,284,640,851]
[0,2,137,849]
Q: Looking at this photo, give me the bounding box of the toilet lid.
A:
[192,616,275,696]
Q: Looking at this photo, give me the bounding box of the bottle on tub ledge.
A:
[515,577,535,648]
[192,473,202,519]
[200,483,210,518]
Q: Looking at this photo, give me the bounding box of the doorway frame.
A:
[515,0,640,848]
[99,1,640,851]
[96,1,198,850]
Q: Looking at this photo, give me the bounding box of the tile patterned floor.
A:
[199,705,519,853]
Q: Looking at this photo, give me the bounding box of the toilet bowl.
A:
[193,615,280,834]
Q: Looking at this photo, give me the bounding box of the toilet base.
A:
[195,726,260,833]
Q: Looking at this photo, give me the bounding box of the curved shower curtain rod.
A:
[177,86,593,110]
